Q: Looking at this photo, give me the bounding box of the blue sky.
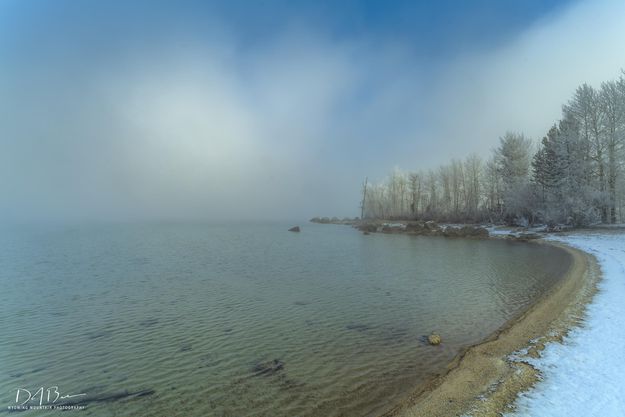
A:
[1,0,624,223]
[1,1,573,67]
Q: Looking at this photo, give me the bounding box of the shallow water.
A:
[0,223,569,416]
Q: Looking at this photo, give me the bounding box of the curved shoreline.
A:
[381,238,599,417]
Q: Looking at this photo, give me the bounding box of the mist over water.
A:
[0,223,569,416]
[1,0,625,224]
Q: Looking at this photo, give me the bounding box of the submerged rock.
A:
[427,333,442,345]
[252,359,285,377]
[138,318,159,327]
[288,226,301,232]
[345,323,371,332]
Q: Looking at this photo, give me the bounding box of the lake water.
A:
[0,223,570,416]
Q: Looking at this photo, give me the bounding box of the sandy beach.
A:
[381,238,599,417]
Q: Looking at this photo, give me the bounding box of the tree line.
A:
[362,72,625,226]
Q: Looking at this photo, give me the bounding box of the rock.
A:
[288,226,300,232]
[427,333,442,345]
[460,225,490,238]
[346,323,370,332]
[460,225,474,235]
[381,223,406,233]
[546,224,563,232]
[474,226,490,237]
[443,227,461,237]
[424,221,440,231]
[517,232,541,240]
[363,231,370,235]
[252,359,285,376]
[357,223,378,233]
[443,225,489,238]
[405,222,425,234]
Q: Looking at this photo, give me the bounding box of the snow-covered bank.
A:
[508,232,625,417]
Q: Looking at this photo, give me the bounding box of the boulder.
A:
[357,223,378,233]
[381,223,406,233]
[424,221,440,231]
[473,227,490,237]
[460,225,474,235]
[460,225,490,238]
[517,232,541,240]
[443,225,489,238]
[288,226,301,232]
[405,222,425,234]
[427,333,442,345]
[546,224,563,233]
[443,227,461,237]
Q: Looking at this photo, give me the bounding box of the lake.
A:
[0,222,570,416]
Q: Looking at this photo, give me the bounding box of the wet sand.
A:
[382,240,599,417]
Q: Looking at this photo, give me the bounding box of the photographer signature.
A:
[14,387,86,406]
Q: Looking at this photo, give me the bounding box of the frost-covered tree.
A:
[495,132,533,224]
[600,77,625,223]
[408,172,422,218]
[361,71,625,226]
[483,155,503,220]
[464,154,482,220]
[532,125,569,223]
[566,84,609,221]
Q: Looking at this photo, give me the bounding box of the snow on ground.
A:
[506,232,625,417]
[485,224,567,236]
[485,226,517,236]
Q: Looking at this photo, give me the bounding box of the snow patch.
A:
[504,232,625,417]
